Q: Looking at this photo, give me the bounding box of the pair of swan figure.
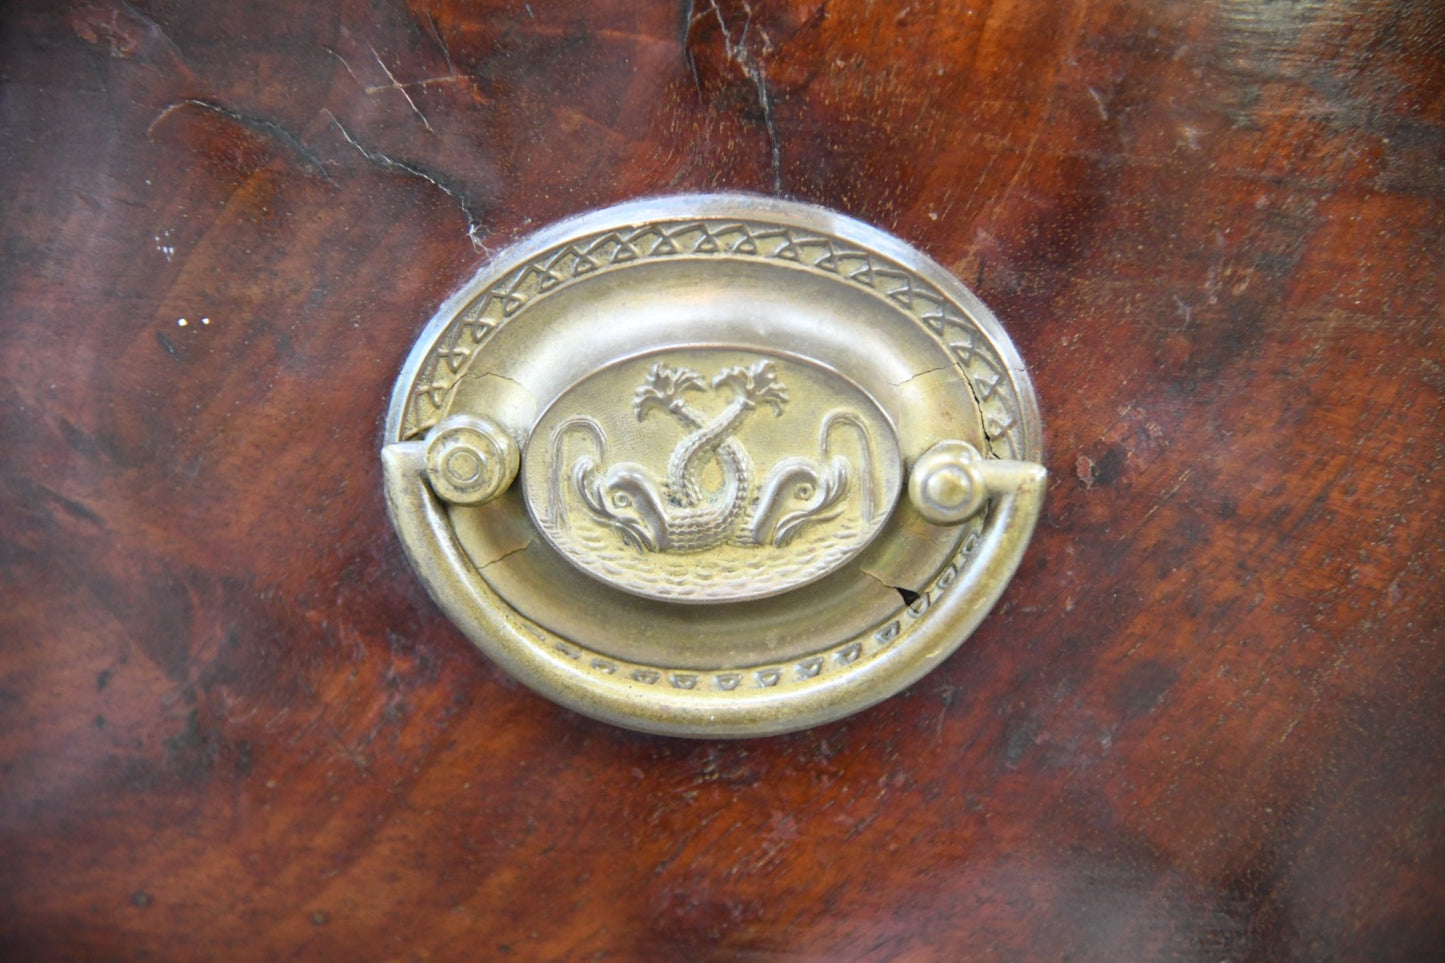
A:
[547,361,877,554]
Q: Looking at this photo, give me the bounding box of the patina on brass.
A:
[523,349,904,603]
[382,194,1045,737]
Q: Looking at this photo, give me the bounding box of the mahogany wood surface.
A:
[2,0,1442,959]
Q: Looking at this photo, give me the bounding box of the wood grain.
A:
[1,0,1441,958]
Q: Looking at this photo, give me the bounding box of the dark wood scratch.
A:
[147,99,337,185]
[321,109,486,251]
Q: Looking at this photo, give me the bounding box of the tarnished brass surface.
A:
[382,194,1044,736]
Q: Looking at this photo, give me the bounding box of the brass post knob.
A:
[382,194,1044,737]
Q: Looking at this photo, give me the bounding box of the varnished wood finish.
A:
[2,1,1442,958]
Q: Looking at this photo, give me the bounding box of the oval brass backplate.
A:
[382,194,1044,738]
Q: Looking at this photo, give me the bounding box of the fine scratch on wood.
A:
[325,721,373,773]
[371,45,434,133]
[681,0,701,91]
[985,130,1041,232]
[364,75,471,92]
[961,152,999,217]
[1086,85,1109,121]
[1127,468,1193,539]
[147,99,337,185]
[706,0,782,192]
[331,31,468,96]
[753,62,782,193]
[322,109,486,251]
[426,10,454,70]
[324,46,364,86]
[425,10,459,77]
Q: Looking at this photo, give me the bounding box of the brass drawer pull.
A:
[382,195,1044,736]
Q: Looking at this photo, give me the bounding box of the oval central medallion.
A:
[521,348,903,603]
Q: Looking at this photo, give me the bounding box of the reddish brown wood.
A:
[2,0,1442,959]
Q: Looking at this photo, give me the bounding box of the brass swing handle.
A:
[381,432,1045,735]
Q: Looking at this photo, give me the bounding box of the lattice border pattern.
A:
[401,220,1026,460]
